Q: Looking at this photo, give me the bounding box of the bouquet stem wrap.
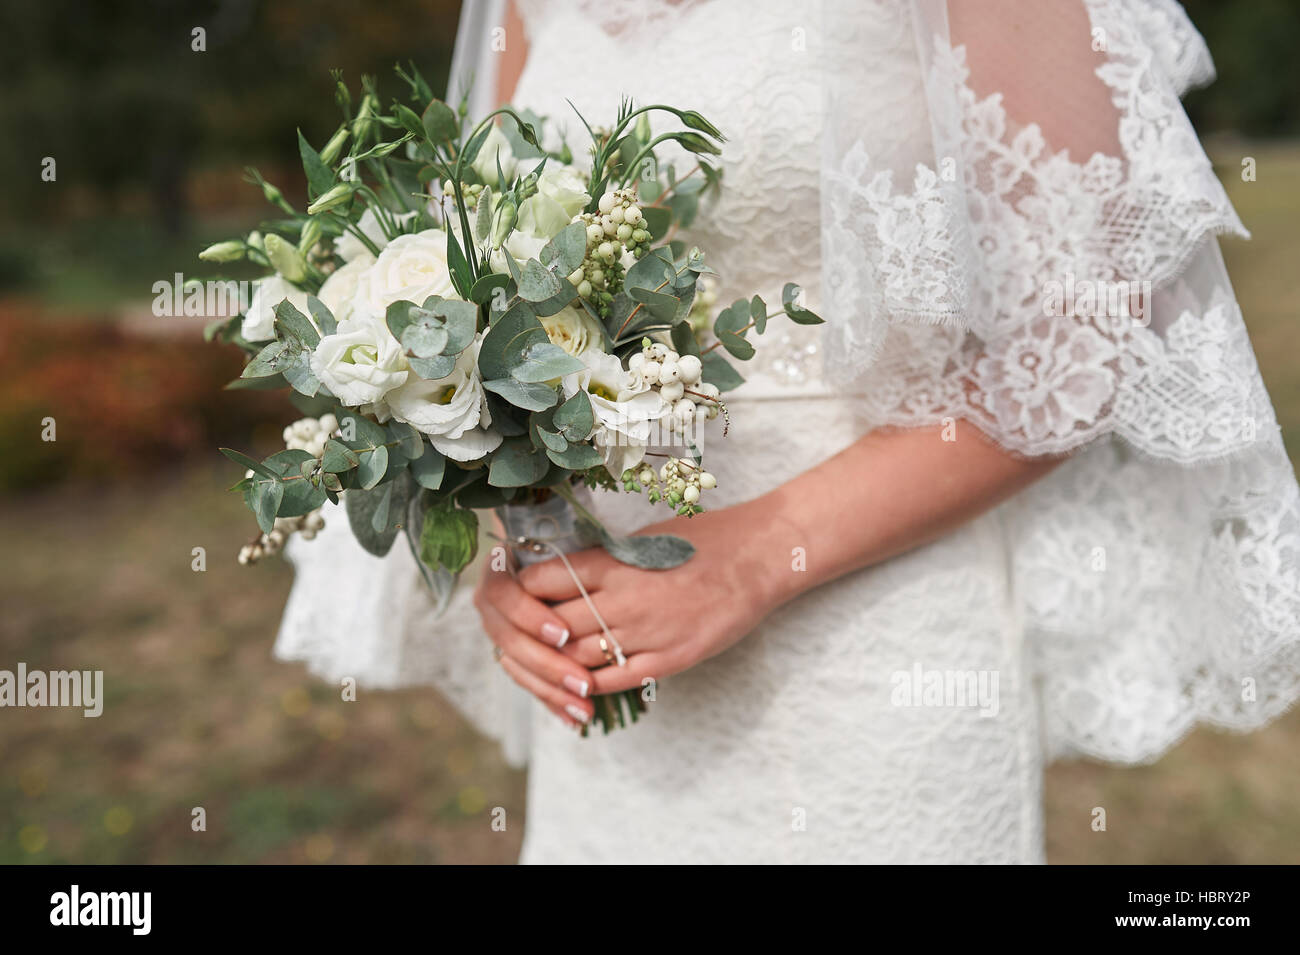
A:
[497,491,646,734]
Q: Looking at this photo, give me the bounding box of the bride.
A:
[276,0,1300,863]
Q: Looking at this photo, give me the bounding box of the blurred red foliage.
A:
[0,302,290,489]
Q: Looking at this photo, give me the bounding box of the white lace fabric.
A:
[273,0,1300,859]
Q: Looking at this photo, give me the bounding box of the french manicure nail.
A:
[563,675,589,698]
[541,622,570,647]
[564,704,590,724]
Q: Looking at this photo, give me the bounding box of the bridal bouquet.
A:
[204,65,820,731]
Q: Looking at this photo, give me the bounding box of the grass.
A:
[0,467,525,864]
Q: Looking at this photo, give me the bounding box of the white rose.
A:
[316,252,374,324]
[242,274,310,341]
[540,304,605,358]
[310,315,409,407]
[334,207,417,263]
[350,230,458,322]
[471,126,517,188]
[488,230,550,275]
[511,168,589,245]
[386,332,502,461]
[536,166,590,218]
[562,349,669,477]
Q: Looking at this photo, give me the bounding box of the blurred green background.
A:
[1,0,1298,864]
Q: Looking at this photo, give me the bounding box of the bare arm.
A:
[495,1,527,105]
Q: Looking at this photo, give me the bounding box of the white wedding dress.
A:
[275,0,1300,863]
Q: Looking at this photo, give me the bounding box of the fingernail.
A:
[541,622,569,647]
[564,704,590,724]
[563,675,589,698]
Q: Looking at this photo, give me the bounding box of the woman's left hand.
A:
[515,500,794,693]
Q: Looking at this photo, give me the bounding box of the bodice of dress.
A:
[513,0,923,398]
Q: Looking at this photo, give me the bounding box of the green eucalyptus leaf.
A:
[546,442,604,470]
[421,98,459,144]
[410,442,446,489]
[220,447,277,480]
[345,473,413,556]
[750,294,767,334]
[478,301,546,380]
[470,271,511,307]
[512,341,585,383]
[540,221,588,275]
[409,354,458,379]
[320,439,360,473]
[427,297,479,354]
[670,321,700,358]
[387,420,425,459]
[553,390,595,441]
[700,352,745,391]
[518,258,563,302]
[355,444,389,490]
[488,436,551,487]
[482,377,559,412]
[533,424,568,454]
[281,349,322,397]
[242,340,290,378]
[275,299,321,348]
[782,282,824,325]
[718,330,755,360]
[307,295,338,336]
[253,479,284,534]
[580,519,695,569]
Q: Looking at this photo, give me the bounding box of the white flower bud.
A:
[683,485,700,504]
[586,224,604,244]
[598,192,617,214]
[609,206,625,224]
[625,205,642,224]
[699,471,718,490]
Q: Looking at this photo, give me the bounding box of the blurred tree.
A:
[0,0,460,228]
[1181,0,1300,137]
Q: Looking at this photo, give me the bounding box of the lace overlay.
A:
[271,0,1300,863]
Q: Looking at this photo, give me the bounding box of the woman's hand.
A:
[473,551,600,729]
[515,500,792,695]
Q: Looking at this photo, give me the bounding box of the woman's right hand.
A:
[473,557,596,729]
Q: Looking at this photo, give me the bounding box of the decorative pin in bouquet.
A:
[203,64,821,733]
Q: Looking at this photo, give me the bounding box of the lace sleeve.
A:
[820,0,1300,762]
